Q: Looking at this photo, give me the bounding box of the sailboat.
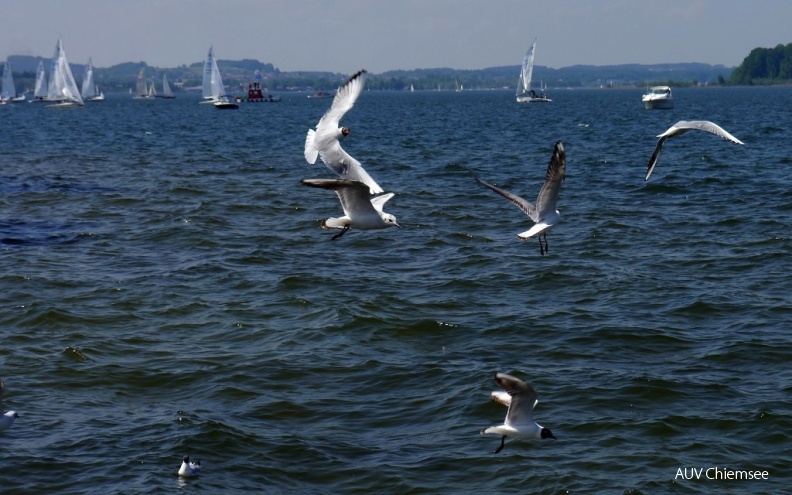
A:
[161,74,175,98]
[31,60,48,102]
[200,46,238,109]
[200,46,217,104]
[81,58,105,101]
[1,58,26,103]
[133,68,154,99]
[46,38,84,108]
[516,38,551,103]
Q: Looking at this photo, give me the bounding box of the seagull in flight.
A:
[304,69,384,195]
[480,372,556,454]
[178,455,201,476]
[645,120,744,180]
[301,179,399,240]
[477,141,566,255]
[0,380,19,432]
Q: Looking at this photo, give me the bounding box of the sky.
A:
[1,0,790,74]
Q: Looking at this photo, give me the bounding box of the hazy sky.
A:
[1,0,789,73]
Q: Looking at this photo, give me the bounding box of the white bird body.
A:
[178,455,201,476]
[645,120,744,180]
[477,141,566,254]
[304,70,384,195]
[481,372,556,453]
[301,179,399,239]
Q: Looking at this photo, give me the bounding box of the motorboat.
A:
[642,86,674,109]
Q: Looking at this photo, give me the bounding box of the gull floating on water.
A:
[0,380,19,432]
[480,372,556,453]
[304,69,384,195]
[645,120,744,180]
[301,179,399,240]
[178,455,201,476]
[477,141,566,255]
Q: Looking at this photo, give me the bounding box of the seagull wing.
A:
[318,144,384,194]
[370,192,395,213]
[304,129,319,164]
[535,141,566,218]
[646,120,744,180]
[476,178,538,222]
[490,390,512,407]
[659,120,744,144]
[301,179,378,219]
[315,69,368,134]
[495,373,538,427]
[645,135,668,180]
[307,70,383,194]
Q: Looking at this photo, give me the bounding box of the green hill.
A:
[729,43,792,85]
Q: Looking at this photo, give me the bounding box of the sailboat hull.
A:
[516,95,552,103]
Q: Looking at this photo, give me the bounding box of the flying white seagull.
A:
[477,141,566,255]
[645,120,744,180]
[304,69,384,195]
[0,380,19,432]
[301,179,399,240]
[178,455,201,476]
[481,372,556,454]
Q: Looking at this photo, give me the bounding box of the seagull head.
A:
[340,126,350,138]
[541,427,557,440]
[383,213,400,228]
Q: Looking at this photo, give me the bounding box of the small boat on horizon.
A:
[1,58,26,103]
[82,58,105,101]
[161,74,175,99]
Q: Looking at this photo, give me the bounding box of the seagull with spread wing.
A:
[481,372,556,454]
[645,120,744,180]
[301,179,399,240]
[304,69,383,195]
[477,141,566,255]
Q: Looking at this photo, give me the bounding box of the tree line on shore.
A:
[6,42,791,94]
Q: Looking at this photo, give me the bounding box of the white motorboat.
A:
[642,85,674,109]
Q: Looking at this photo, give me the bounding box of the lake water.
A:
[0,86,790,494]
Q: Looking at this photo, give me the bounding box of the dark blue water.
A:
[0,87,790,494]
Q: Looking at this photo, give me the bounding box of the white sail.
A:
[201,45,229,105]
[516,37,550,103]
[516,38,536,97]
[148,78,156,97]
[81,58,97,99]
[210,51,226,98]
[135,68,147,96]
[47,38,84,106]
[202,46,214,100]
[1,58,16,101]
[162,74,174,98]
[34,60,48,99]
